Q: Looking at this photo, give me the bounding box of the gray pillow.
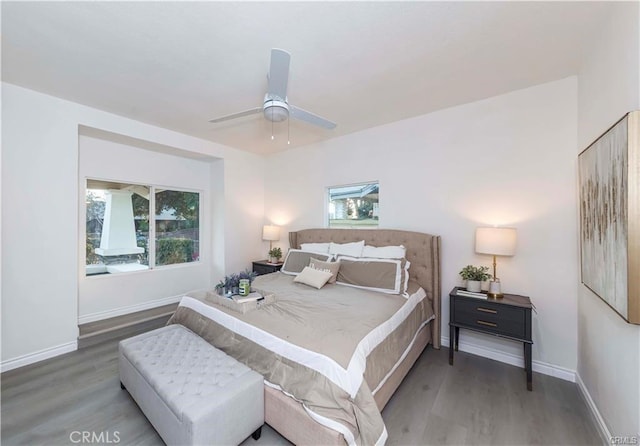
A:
[281,249,331,275]
[336,256,410,296]
[309,257,340,284]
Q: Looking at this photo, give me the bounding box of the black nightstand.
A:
[449,287,534,391]
[252,260,283,276]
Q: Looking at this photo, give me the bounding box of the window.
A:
[85,179,200,276]
[155,189,199,266]
[327,182,379,228]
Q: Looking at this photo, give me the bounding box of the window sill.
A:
[84,261,203,279]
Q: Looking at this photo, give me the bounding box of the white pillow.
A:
[300,242,331,253]
[361,244,406,259]
[293,266,333,289]
[329,240,365,257]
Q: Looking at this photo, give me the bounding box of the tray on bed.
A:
[206,290,276,314]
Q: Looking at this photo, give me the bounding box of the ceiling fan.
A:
[208,49,337,131]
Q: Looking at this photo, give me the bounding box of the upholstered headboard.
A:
[289,228,441,348]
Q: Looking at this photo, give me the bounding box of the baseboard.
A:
[1,341,77,373]
[78,294,183,324]
[576,373,612,444]
[441,336,576,383]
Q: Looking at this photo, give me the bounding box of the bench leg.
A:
[120,381,126,390]
[251,426,262,441]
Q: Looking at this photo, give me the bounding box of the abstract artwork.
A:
[579,111,639,324]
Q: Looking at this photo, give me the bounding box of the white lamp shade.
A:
[262,225,280,241]
[475,227,517,256]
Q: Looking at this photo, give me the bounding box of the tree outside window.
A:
[155,190,199,266]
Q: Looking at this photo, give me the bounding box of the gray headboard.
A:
[289,228,441,348]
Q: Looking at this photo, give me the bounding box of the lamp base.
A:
[488,280,503,298]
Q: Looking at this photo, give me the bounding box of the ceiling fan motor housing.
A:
[263,99,289,122]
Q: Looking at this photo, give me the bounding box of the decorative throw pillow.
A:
[336,256,411,296]
[300,242,331,253]
[309,257,340,284]
[293,266,333,289]
[361,244,406,259]
[281,250,332,275]
[328,240,365,257]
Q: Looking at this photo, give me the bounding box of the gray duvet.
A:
[168,272,434,445]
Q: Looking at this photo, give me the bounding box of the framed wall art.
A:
[579,111,639,324]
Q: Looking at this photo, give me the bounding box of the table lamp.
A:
[262,225,280,252]
[475,227,517,298]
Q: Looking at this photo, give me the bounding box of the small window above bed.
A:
[327,181,379,229]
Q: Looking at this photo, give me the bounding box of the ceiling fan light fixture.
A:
[208,49,336,130]
[263,100,289,122]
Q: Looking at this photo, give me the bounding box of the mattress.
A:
[168,272,434,445]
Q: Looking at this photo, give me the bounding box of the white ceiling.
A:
[2,1,612,155]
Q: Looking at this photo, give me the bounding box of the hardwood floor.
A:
[78,304,178,349]
[2,328,601,446]
[383,349,602,445]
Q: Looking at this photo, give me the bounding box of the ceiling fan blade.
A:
[290,105,337,129]
[208,107,262,123]
[267,48,290,100]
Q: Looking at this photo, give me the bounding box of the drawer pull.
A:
[477,307,497,314]
[477,320,497,327]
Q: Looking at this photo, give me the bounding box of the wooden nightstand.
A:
[449,287,534,391]
[252,260,283,276]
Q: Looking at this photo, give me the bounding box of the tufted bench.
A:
[119,324,264,445]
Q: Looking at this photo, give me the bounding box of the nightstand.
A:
[449,287,533,391]
[252,260,283,276]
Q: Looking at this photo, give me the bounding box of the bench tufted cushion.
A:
[120,324,257,422]
[119,325,264,445]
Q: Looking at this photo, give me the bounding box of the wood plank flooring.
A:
[2,327,602,445]
[383,349,602,445]
[78,304,178,349]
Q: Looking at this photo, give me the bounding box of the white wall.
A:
[78,135,213,321]
[577,2,640,438]
[265,77,579,373]
[1,83,265,368]
[222,149,267,273]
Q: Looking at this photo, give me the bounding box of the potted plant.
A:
[239,268,258,284]
[459,265,492,292]
[268,247,283,264]
[215,268,258,296]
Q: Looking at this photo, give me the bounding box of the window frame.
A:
[84,177,203,278]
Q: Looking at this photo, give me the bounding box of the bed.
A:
[168,228,441,445]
